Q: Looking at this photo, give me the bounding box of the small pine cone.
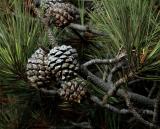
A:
[43,0,79,27]
[26,48,51,88]
[58,77,87,103]
[48,45,79,81]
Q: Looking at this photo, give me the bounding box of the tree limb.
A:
[48,121,92,129]
[123,91,159,129]
[142,110,154,116]
[103,61,127,104]
[91,95,155,117]
[69,121,92,129]
[40,88,58,95]
[83,52,127,67]
[69,23,107,36]
[81,57,155,107]
[148,83,157,98]
[91,95,130,114]
[153,88,160,126]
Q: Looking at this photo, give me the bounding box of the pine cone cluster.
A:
[25,1,86,104]
[43,0,79,27]
[48,45,79,81]
[26,48,51,88]
[59,77,87,103]
[26,45,87,103]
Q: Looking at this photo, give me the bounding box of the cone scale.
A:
[26,48,51,88]
[48,45,79,81]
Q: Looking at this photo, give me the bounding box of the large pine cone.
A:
[58,77,87,103]
[42,0,79,27]
[26,48,51,88]
[48,45,79,81]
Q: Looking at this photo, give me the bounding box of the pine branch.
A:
[40,88,58,95]
[81,55,155,107]
[83,52,127,67]
[123,91,159,129]
[69,121,92,129]
[102,61,127,104]
[142,110,154,116]
[148,83,157,98]
[128,79,143,85]
[69,23,107,36]
[153,88,160,126]
[91,95,155,117]
[48,121,92,129]
[91,95,130,114]
[107,62,125,82]
[69,28,89,44]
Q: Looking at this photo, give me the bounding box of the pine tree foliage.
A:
[0,0,160,129]
[0,1,51,129]
[89,0,160,79]
[0,2,42,80]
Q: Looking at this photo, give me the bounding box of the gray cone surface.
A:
[48,45,79,81]
[26,48,51,88]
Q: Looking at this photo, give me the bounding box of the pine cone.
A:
[58,77,87,103]
[26,48,51,88]
[43,0,79,27]
[48,45,79,81]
